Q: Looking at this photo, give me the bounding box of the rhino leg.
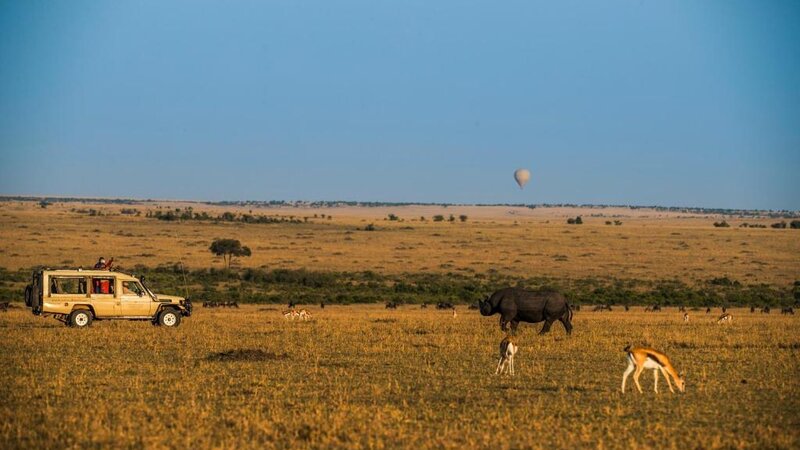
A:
[510,320,520,335]
[539,319,554,334]
[559,316,573,335]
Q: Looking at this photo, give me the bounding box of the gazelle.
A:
[683,313,689,322]
[297,309,312,320]
[282,309,299,320]
[495,335,518,376]
[452,308,457,318]
[621,345,685,394]
[717,313,732,324]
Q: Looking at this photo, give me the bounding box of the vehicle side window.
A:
[121,281,145,297]
[91,277,115,295]
[50,277,87,295]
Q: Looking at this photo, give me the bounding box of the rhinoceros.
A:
[479,287,573,335]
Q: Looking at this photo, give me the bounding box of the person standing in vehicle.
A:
[94,257,113,270]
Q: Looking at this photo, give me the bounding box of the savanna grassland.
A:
[1,199,799,449]
[1,306,799,449]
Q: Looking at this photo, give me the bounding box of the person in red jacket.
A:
[93,257,114,294]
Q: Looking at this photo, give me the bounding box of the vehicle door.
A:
[89,275,117,317]
[117,280,153,317]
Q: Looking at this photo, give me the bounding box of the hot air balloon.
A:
[513,169,531,189]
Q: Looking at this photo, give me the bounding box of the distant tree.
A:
[387,213,399,221]
[433,215,445,222]
[364,223,376,231]
[614,220,623,226]
[459,215,468,222]
[575,216,583,225]
[448,214,456,222]
[420,216,426,221]
[209,239,251,269]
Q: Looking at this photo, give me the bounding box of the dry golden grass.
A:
[1,201,797,286]
[1,306,798,449]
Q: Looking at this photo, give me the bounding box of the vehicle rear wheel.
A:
[158,309,181,327]
[69,310,93,328]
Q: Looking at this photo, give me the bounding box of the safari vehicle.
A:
[24,269,192,328]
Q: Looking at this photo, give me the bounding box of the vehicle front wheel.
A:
[158,309,181,327]
[69,310,93,328]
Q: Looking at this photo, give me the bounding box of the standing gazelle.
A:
[495,335,518,376]
[621,345,685,394]
[683,313,689,322]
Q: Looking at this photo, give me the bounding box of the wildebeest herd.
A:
[203,301,240,308]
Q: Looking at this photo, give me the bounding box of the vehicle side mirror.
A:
[138,291,144,297]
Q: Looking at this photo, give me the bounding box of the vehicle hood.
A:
[154,294,184,303]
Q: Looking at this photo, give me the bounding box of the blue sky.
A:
[1,1,798,209]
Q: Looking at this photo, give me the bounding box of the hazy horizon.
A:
[1,1,798,210]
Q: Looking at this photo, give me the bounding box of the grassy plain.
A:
[0,201,798,286]
[1,200,798,449]
[1,305,798,449]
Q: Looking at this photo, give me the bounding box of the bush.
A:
[387,214,398,221]
[713,221,730,228]
[567,216,583,225]
[364,223,376,231]
[433,215,444,222]
[790,220,800,229]
[771,221,787,229]
[459,215,468,222]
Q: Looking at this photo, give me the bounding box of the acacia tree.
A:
[209,238,251,269]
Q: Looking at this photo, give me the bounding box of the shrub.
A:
[790,220,800,229]
[364,223,376,231]
[433,215,444,222]
[713,221,730,228]
[771,221,787,229]
[459,215,468,222]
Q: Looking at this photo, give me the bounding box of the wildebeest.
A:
[468,302,479,310]
[750,306,756,313]
[781,307,794,315]
[385,301,399,309]
[436,302,454,310]
[761,306,771,314]
[420,303,428,309]
[478,287,572,335]
[0,301,9,312]
[593,305,612,312]
[204,301,238,308]
[624,305,630,312]
[706,307,712,314]
[678,306,686,313]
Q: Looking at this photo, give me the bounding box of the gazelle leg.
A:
[633,366,644,393]
[495,357,504,374]
[661,366,674,393]
[653,369,659,393]
[510,356,514,376]
[622,362,634,393]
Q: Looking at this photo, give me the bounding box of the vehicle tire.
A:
[158,309,181,327]
[69,310,93,328]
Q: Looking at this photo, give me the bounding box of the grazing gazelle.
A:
[621,345,685,394]
[282,309,298,320]
[495,335,518,376]
[683,312,689,322]
[717,313,732,324]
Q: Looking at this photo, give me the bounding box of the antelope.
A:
[298,309,312,320]
[621,345,685,394]
[683,313,689,322]
[495,335,518,376]
[717,313,732,324]
[452,308,457,318]
[282,309,298,320]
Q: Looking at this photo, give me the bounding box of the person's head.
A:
[98,257,106,264]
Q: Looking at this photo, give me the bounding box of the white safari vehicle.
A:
[24,268,192,327]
